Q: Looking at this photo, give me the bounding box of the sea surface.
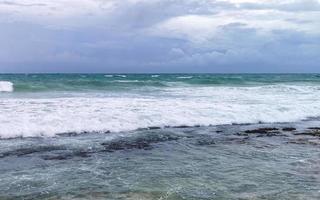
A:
[0,74,320,199]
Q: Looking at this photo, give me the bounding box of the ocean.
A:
[0,74,320,199]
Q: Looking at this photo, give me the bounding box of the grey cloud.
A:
[103,0,235,30]
[0,1,46,7]
[152,23,320,72]
[0,0,319,73]
[240,0,320,12]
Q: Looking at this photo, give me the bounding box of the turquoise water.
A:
[1,74,320,93]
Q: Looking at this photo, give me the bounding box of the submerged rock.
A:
[282,127,296,132]
[147,126,162,130]
[41,151,91,160]
[197,138,216,146]
[237,127,282,137]
[172,125,193,129]
[101,133,180,152]
[57,131,110,137]
[0,146,65,158]
[295,130,320,137]
[197,136,249,146]
[244,128,279,134]
[288,138,320,145]
[102,139,152,152]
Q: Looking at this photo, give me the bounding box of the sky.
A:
[0,0,319,73]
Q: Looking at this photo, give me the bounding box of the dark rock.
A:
[244,128,279,134]
[197,139,216,146]
[288,138,320,145]
[295,130,320,137]
[256,132,279,137]
[58,131,110,137]
[103,139,152,152]
[73,151,91,158]
[42,154,73,160]
[282,127,296,132]
[173,125,192,129]
[225,137,249,144]
[0,146,65,158]
[197,137,249,146]
[148,126,161,130]
[101,134,180,152]
[232,123,251,125]
[236,132,248,136]
[41,151,91,160]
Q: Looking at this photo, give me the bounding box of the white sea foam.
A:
[112,80,140,83]
[177,76,193,79]
[104,75,114,78]
[0,81,14,92]
[1,84,320,138]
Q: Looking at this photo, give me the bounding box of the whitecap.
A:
[112,80,140,83]
[2,84,320,138]
[0,81,14,92]
[177,76,193,79]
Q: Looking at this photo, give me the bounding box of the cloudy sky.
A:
[0,0,319,73]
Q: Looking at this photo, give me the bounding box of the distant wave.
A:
[116,75,127,78]
[104,75,114,78]
[112,80,140,83]
[151,75,160,78]
[0,81,14,92]
[177,76,193,79]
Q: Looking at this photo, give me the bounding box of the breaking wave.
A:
[0,81,14,92]
[1,84,320,138]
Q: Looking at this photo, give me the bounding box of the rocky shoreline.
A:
[1,122,320,160]
[1,121,320,199]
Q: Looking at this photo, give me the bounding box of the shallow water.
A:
[1,121,319,200]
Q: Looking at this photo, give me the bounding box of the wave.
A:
[8,79,168,93]
[1,74,320,93]
[112,80,140,83]
[0,81,14,92]
[116,75,127,78]
[1,85,320,138]
[177,76,193,79]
